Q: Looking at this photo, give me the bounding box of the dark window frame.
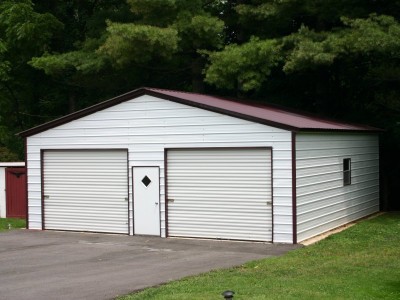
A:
[343,158,351,186]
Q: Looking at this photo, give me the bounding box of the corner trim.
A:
[270,148,274,243]
[164,149,169,237]
[127,151,130,235]
[291,132,297,244]
[25,138,29,229]
[40,150,45,230]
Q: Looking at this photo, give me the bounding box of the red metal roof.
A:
[19,87,380,137]
[147,88,379,131]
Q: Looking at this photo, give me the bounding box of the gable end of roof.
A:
[19,89,146,137]
[18,87,381,138]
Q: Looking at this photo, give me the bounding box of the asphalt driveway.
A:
[0,230,299,300]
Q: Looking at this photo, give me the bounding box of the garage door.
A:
[43,150,128,234]
[167,148,272,241]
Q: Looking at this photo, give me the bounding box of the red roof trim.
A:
[18,87,381,137]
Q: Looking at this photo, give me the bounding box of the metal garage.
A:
[167,148,272,241]
[20,87,380,244]
[42,150,129,234]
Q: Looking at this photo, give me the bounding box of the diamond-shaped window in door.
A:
[142,175,151,187]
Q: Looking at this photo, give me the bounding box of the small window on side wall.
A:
[343,158,351,186]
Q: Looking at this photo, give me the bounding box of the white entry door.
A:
[133,167,160,235]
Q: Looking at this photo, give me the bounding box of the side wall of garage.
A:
[26,95,293,243]
[296,133,380,242]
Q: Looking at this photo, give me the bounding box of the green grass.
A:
[0,218,26,231]
[119,213,400,300]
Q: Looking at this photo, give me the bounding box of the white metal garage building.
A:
[19,88,380,243]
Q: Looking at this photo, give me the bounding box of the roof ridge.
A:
[146,88,379,130]
[146,87,237,102]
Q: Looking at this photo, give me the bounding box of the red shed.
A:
[0,162,26,219]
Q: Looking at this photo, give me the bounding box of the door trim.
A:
[132,166,161,236]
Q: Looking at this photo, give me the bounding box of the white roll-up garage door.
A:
[43,150,128,234]
[167,148,272,241]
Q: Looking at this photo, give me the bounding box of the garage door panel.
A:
[170,221,271,229]
[45,206,128,213]
[167,148,272,242]
[172,229,269,241]
[44,178,126,183]
[170,190,270,196]
[45,188,126,195]
[170,208,271,215]
[170,218,271,225]
[43,150,128,234]
[45,213,127,220]
[43,196,127,203]
[43,222,127,233]
[169,170,269,174]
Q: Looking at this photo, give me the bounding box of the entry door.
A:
[6,167,27,218]
[133,167,160,235]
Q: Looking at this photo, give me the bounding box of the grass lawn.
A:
[0,218,26,232]
[119,212,400,300]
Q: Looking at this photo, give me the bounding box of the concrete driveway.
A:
[0,230,299,300]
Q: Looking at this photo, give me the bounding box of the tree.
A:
[99,0,225,92]
[30,0,136,113]
[0,0,62,160]
[203,0,400,208]
[30,0,225,94]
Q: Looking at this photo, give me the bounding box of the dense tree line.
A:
[1,0,399,208]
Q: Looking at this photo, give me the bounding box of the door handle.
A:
[155,202,159,205]
[168,199,174,202]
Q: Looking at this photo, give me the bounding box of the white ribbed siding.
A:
[26,95,293,243]
[42,150,128,234]
[167,148,272,241]
[296,133,379,242]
